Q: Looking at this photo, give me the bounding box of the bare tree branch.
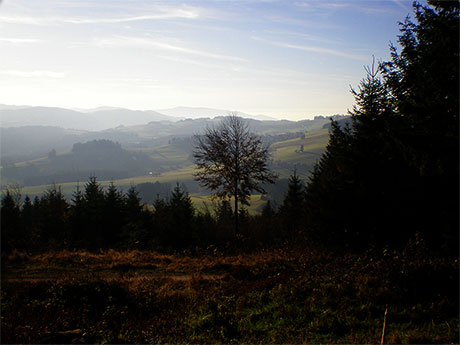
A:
[193,114,277,233]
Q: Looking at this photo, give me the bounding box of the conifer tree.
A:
[21,195,37,250]
[1,190,22,252]
[169,183,195,248]
[380,0,459,249]
[304,1,458,251]
[21,195,33,227]
[216,199,234,232]
[121,185,151,249]
[261,200,275,218]
[280,169,307,235]
[80,176,106,248]
[103,181,124,246]
[69,183,84,247]
[38,184,70,248]
[124,186,143,221]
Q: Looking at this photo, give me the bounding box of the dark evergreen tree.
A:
[37,184,70,249]
[33,196,41,210]
[121,185,151,249]
[381,0,459,250]
[21,195,38,250]
[21,195,33,227]
[103,181,124,246]
[304,121,356,247]
[255,199,281,244]
[168,183,195,248]
[279,169,306,236]
[69,183,84,247]
[304,1,458,252]
[1,190,22,253]
[151,196,171,249]
[261,200,275,218]
[216,200,233,223]
[124,186,143,221]
[193,209,217,247]
[80,176,106,249]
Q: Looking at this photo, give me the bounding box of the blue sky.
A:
[0,0,416,120]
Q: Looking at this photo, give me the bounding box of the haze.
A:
[0,0,413,120]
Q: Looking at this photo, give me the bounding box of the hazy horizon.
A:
[0,0,415,121]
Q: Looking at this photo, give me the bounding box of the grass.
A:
[3,128,330,198]
[2,247,458,344]
[271,128,329,165]
[190,194,266,215]
[13,129,328,198]
[15,165,197,200]
[128,144,190,167]
[13,169,265,215]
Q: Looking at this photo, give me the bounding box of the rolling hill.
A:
[3,126,331,210]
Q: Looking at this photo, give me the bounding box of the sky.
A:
[0,0,417,120]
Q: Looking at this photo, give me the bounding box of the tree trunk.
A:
[234,184,238,236]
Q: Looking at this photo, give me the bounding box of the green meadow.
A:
[11,128,330,208]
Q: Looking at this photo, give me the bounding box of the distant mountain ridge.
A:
[0,104,278,130]
[155,106,277,121]
[0,106,177,131]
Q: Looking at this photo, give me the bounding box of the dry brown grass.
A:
[9,248,305,278]
[2,248,458,344]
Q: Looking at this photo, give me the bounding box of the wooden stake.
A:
[380,307,388,345]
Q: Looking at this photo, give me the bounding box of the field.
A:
[12,128,330,207]
[2,247,458,344]
[271,128,329,164]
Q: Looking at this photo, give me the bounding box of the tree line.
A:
[1,175,306,254]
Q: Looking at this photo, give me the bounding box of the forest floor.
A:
[1,247,458,344]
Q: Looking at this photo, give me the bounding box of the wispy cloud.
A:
[279,42,366,60]
[156,54,221,68]
[253,36,367,60]
[295,1,390,14]
[0,70,66,78]
[261,29,339,44]
[0,37,41,44]
[64,11,199,24]
[392,0,412,11]
[0,15,51,25]
[95,36,247,62]
[0,5,201,26]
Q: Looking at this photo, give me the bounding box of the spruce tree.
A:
[261,200,275,218]
[103,181,124,245]
[280,169,306,235]
[168,183,195,248]
[1,190,22,253]
[21,195,33,227]
[381,0,459,250]
[121,186,150,249]
[69,183,84,247]
[124,186,143,221]
[81,176,106,249]
[39,185,70,249]
[304,1,458,251]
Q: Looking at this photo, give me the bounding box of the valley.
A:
[1,111,337,209]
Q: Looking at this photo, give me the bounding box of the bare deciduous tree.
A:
[193,114,277,234]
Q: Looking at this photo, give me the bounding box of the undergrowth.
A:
[1,248,458,344]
